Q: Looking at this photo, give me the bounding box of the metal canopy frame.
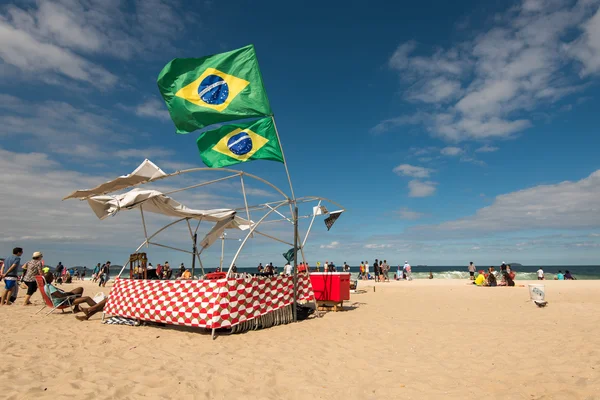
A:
[114,167,345,279]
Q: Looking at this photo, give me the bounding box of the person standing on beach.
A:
[0,247,23,305]
[537,267,544,280]
[468,262,476,280]
[364,261,369,279]
[382,260,390,282]
[373,259,379,281]
[55,262,64,283]
[99,262,111,287]
[21,251,44,305]
[404,261,412,281]
[92,263,101,282]
[359,262,364,279]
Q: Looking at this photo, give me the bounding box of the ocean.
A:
[108,265,600,280]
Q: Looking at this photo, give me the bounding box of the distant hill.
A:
[508,263,523,267]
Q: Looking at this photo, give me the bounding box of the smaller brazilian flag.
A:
[157,44,272,134]
[197,117,284,168]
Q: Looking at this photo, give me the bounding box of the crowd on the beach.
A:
[356,260,416,281]
[0,247,106,320]
[468,262,576,287]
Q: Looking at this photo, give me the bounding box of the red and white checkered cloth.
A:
[104,274,315,329]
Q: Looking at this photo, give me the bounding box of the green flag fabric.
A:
[196,117,284,168]
[157,45,272,134]
[282,248,295,263]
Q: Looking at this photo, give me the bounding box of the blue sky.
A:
[1,0,600,268]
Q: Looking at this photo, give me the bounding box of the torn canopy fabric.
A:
[87,188,251,229]
[63,159,167,200]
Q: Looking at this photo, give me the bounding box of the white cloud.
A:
[134,99,170,121]
[364,243,392,249]
[320,241,340,249]
[441,146,463,156]
[396,207,426,220]
[407,169,600,236]
[408,180,437,197]
[114,147,174,159]
[566,7,600,76]
[476,145,499,153]
[406,77,463,103]
[0,96,174,162]
[393,164,434,178]
[0,19,116,87]
[0,0,189,86]
[376,0,600,142]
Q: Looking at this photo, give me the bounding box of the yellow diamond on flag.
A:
[175,68,250,112]
[212,127,269,162]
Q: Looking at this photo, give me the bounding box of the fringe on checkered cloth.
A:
[102,316,141,326]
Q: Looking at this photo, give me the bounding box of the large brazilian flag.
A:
[197,117,284,168]
[157,45,272,133]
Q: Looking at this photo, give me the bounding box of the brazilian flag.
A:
[197,117,284,168]
[157,45,272,134]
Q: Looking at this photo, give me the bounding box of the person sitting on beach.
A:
[43,273,103,312]
[473,270,486,286]
[176,269,192,280]
[498,271,515,287]
[564,270,576,280]
[555,271,564,280]
[64,270,72,284]
[485,268,497,287]
[76,298,107,321]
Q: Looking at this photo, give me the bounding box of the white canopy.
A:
[87,188,250,227]
[63,159,167,200]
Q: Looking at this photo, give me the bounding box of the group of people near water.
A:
[468,262,577,286]
[357,260,413,281]
[469,262,517,287]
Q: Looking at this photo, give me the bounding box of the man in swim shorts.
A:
[468,262,475,280]
[1,247,23,305]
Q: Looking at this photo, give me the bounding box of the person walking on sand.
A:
[21,251,44,305]
[0,247,23,305]
[537,267,544,280]
[99,261,111,287]
[92,263,101,283]
[468,262,476,280]
[364,261,370,279]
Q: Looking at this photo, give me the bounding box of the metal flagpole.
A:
[270,116,296,202]
[293,206,299,322]
[220,233,225,271]
[191,233,197,278]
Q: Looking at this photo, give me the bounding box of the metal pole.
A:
[271,116,296,202]
[240,174,253,238]
[293,206,299,322]
[220,233,225,271]
[191,233,197,279]
[302,200,321,248]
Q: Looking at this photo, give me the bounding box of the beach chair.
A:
[34,275,78,316]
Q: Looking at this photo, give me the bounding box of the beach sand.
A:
[1,278,599,399]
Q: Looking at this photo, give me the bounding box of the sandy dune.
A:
[0,278,598,399]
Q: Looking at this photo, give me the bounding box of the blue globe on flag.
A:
[227,132,253,155]
[198,75,229,105]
